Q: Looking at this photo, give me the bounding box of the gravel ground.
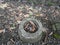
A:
[0,1,60,45]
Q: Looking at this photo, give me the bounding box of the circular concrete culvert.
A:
[18,17,44,43]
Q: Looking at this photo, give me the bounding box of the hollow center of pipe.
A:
[24,21,38,33]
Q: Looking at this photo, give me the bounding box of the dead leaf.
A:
[24,14,29,18]
[0,29,5,33]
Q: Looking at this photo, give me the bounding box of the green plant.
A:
[47,2,54,6]
[52,23,60,31]
[53,33,60,39]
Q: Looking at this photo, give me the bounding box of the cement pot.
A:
[18,17,44,43]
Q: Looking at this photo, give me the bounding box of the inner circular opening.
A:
[24,20,38,33]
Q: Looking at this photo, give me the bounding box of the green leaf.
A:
[53,33,60,39]
[52,25,56,31]
[47,2,54,6]
[56,23,60,30]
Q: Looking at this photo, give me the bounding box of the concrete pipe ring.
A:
[18,17,44,43]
